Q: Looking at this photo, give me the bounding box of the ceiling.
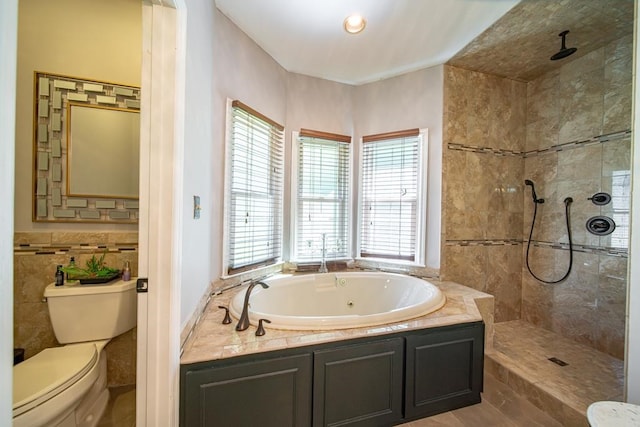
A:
[214,0,520,85]
[449,0,635,82]
[215,0,635,86]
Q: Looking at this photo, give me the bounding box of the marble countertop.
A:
[180,280,494,365]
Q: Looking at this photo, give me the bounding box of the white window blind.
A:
[360,129,422,262]
[225,100,284,275]
[293,129,351,261]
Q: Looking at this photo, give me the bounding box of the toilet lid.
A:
[13,343,98,415]
[587,401,640,426]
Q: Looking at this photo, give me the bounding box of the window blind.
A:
[295,130,351,261]
[226,101,284,274]
[360,129,420,261]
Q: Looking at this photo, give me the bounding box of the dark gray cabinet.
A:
[181,354,312,427]
[180,322,484,427]
[313,338,404,427]
[405,323,484,420]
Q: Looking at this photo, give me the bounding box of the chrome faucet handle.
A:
[217,306,232,324]
[256,318,271,336]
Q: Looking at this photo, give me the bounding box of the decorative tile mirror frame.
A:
[33,71,141,223]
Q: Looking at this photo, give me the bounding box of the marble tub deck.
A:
[180,280,494,365]
[180,279,624,427]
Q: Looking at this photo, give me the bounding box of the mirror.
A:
[33,71,141,223]
[67,103,140,198]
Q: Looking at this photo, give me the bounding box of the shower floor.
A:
[486,320,624,425]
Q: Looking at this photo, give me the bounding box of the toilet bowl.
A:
[13,341,109,427]
[12,279,136,427]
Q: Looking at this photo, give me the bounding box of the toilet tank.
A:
[44,279,137,344]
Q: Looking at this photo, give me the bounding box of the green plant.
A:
[60,251,119,278]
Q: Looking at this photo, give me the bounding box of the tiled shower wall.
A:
[522,35,632,359]
[14,231,138,386]
[441,65,526,323]
[442,34,631,360]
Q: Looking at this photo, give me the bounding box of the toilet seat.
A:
[587,401,640,426]
[13,343,98,417]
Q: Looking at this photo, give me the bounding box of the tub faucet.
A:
[319,233,328,273]
[235,281,269,331]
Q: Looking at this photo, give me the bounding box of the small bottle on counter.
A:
[122,261,131,281]
[55,265,64,286]
[66,256,75,280]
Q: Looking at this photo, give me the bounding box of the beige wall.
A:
[15,0,141,232]
[441,65,526,322]
[522,35,632,359]
[441,34,632,359]
[354,66,444,269]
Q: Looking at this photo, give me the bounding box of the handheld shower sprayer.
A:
[524,179,544,204]
[524,178,574,284]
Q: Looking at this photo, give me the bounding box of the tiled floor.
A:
[486,320,624,425]
[98,320,624,426]
[97,385,136,427]
[398,373,562,426]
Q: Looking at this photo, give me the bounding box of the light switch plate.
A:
[193,195,201,219]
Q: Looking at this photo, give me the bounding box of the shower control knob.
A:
[588,192,611,206]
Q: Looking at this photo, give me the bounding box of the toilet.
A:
[13,279,137,427]
[587,401,640,426]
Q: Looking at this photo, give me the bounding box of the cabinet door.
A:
[181,353,312,427]
[313,338,404,427]
[405,322,484,419]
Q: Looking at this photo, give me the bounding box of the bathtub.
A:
[229,272,446,330]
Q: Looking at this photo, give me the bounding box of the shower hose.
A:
[525,196,574,284]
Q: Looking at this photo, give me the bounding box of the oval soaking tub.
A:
[229,272,446,330]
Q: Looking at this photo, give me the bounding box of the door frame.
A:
[137,0,186,425]
[1,0,18,425]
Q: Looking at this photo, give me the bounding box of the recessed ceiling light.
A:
[344,14,366,34]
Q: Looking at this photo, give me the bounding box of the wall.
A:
[441,65,526,322]
[353,66,444,270]
[15,0,141,233]
[522,35,632,359]
[179,6,289,330]
[179,0,216,333]
[441,35,632,359]
[14,0,142,386]
[284,73,355,260]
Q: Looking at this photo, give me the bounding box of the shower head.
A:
[525,179,544,204]
[550,30,577,61]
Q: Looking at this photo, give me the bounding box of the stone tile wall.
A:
[442,34,631,359]
[521,35,632,359]
[14,231,138,386]
[441,65,526,322]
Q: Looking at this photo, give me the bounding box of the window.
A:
[223,100,284,276]
[291,129,351,261]
[358,129,427,264]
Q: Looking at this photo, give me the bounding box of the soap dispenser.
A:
[66,256,76,280]
[55,265,64,286]
[122,261,131,281]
